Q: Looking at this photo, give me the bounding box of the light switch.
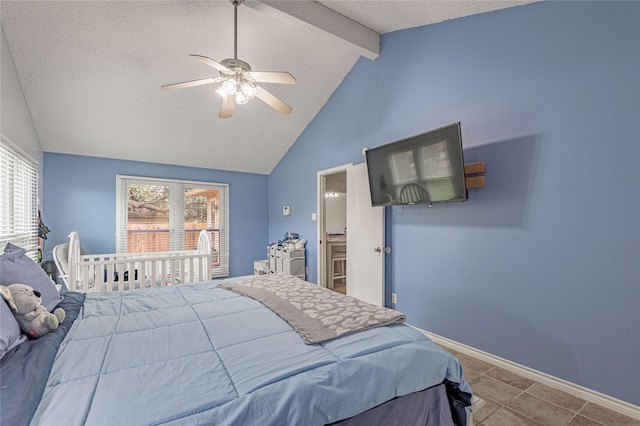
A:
[283,205,291,216]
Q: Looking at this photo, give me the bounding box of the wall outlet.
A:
[392,293,397,304]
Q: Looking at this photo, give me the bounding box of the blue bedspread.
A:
[26,280,470,425]
[1,292,85,426]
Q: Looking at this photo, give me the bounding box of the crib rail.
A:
[68,230,212,293]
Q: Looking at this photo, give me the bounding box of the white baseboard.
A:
[416,328,640,421]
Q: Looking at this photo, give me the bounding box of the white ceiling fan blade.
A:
[255,85,293,115]
[219,94,236,119]
[161,77,221,91]
[190,54,233,74]
[247,71,296,85]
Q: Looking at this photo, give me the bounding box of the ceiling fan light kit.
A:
[215,59,258,105]
[161,0,295,118]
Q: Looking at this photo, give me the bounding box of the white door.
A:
[346,162,385,306]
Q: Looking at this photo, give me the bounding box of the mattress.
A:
[1,277,472,425]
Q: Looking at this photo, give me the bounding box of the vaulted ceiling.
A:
[1,1,535,174]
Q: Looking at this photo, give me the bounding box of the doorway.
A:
[324,171,347,294]
[317,165,349,294]
[317,163,386,306]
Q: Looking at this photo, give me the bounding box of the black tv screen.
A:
[365,122,467,206]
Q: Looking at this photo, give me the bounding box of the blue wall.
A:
[43,153,269,277]
[268,1,640,405]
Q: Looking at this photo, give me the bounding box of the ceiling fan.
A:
[161,0,296,118]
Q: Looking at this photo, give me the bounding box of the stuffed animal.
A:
[0,283,65,338]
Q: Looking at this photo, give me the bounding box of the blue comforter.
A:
[8,279,470,425]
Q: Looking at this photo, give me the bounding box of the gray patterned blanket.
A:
[218,273,406,344]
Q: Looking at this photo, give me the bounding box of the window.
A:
[389,140,457,201]
[420,141,456,200]
[420,141,453,179]
[0,135,39,259]
[390,150,417,184]
[116,175,229,278]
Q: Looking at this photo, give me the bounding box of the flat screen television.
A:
[365,122,467,207]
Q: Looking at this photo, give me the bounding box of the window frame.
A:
[116,175,229,278]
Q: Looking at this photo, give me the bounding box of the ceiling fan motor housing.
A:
[220,58,252,73]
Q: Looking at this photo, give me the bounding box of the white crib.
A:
[54,231,212,293]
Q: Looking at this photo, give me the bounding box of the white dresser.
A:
[266,245,305,280]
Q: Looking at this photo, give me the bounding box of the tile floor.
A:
[437,344,640,426]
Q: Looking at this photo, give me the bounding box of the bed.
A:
[1,271,474,426]
[53,230,212,293]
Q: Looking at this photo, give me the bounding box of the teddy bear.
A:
[0,283,65,338]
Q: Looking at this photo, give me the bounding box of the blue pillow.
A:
[0,298,26,358]
[1,243,63,311]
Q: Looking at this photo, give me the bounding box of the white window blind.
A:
[390,150,417,184]
[0,135,39,259]
[420,141,452,179]
[420,141,456,201]
[116,175,229,278]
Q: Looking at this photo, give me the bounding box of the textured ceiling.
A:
[318,0,535,34]
[1,0,536,175]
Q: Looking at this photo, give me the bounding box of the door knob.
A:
[374,247,382,253]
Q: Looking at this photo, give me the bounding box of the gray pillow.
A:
[0,297,26,358]
[1,243,63,311]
